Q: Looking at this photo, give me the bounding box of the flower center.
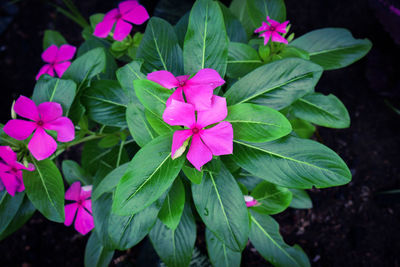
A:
[179,81,185,87]
[11,167,18,173]
[37,120,44,126]
[192,127,200,134]
[77,199,83,205]
[269,26,276,31]
[115,13,123,20]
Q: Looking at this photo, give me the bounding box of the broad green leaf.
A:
[134,79,172,118]
[291,28,372,70]
[289,189,312,209]
[229,0,254,37]
[113,134,185,215]
[227,42,262,78]
[206,228,241,267]
[192,163,249,251]
[145,109,177,136]
[116,59,146,101]
[0,191,25,233]
[291,93,350,128]
[92,163,129,200]
[43,30,67,49]
[32,76,77,115]
[218,2,247,43]
[61,160,92,185]
[23,158,65,222]
[149,204,196,267]
[126,103,156,147]
[183,0,228,76]
[250,181,292,215]
[232,136,351,189]
[277,46,310,60]
[0,195,35,241]
[224,58,323,110]
[84,232,114,267]
[236,172,263,192]
[249,210,310,267]
[246,0,286,27]
[289,118,315,139]
[92,194,116,249]
[158,178,185,230]
[98,135,120,148]
[175,12,189,48]
[82,80,128,127]
[137,17,183,75]
[226,103,292,143]
[182,165,203,184]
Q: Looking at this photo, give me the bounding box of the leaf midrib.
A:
[150,22,168,70]
[297,97,342,121]
[308,42,368,56]
[227,119,284,128]
[201,2,209,69]
[49,78,60,102]
[84,95,127,108]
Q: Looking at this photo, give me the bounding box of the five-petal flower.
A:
[163,96,233,170]
[94,0,149,41]
[64,182,94,235]
[147,69,225,111]
[3,96,75,160]
[254,16,289,45]
[0,146,34,196]
[36,44,76,80]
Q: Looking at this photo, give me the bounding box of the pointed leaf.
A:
[62,160,92,185]
[43,30,67,49]
[84,232,114,267]
[0,191,25,233]
[126,103,157,147]
[92,163,129,200]
[218,2,247,43]
[246,0,286,27]
[250,181,292,215]
[289,189,312,209]
[158,178,185,230]
[206,228,241,267]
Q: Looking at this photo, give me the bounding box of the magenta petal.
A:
[0,146,17,165]
[254,22,268,33]
[65,181,82,201]
[122,5,149,25]
[162,100,196,128]
[246,200,258,207]
[55,44,76,62]
[80,185,92,200]
[75,207,95,235]
[260,31,272,45]
[266,16,280,27]
[113,19,132,41]
[187,135,213,171]
[82,199,92,213]
[200,121,233,156]
[0,162,10,172]
[196,96,228,127]
[41,45,58,63]
[119,0,139,14]
[147,70,179,89]
[171,130,192,158]
[38,102,63,122]
[36,64,52,80]
[276,21,289,33]
[166,87,184,106]
[13,96,39,121]
[93,9,118,38]
[0,172,18,196]
[183,86,214,111]
[14,162,35,172]
[28,128,57,160]
[271,32,288,44]
[3,120,36,140]
[64,203,78,226]
[44,117,75,142]
[54,61,71,78]
[187,68,225,88]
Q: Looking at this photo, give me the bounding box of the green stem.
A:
[50,134,105,160]
[116,140,125,168]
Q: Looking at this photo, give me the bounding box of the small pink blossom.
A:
[36,44,76,80]
[0,146,34,196]
[64,182,94,235]
[147,69,225,111]
[254,16,289,45]
[3,96,75,160]
[163,96,233,170]
[244,195,258,207]
[94,0,149,41]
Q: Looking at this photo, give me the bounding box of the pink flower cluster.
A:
[148,69,233,171]
[255,16,290,45]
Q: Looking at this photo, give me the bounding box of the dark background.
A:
[1,0,400,266]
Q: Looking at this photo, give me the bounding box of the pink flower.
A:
[0,146,34,196]
[163,96,233,170]
[147,69,225,111]
[244,195,258,207]
[36,44,76,80]
[94,0,149,41]
[3,96,75,160]
[254,16,289,45]
[64,182,94,235]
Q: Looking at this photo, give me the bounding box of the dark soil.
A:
[1,0,400,266]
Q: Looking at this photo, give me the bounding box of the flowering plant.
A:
[0,0,371,266]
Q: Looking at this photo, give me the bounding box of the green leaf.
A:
[182,165,203,184]
[134,79,172,118]
[277,46,310,60]
[158,178,185,230]
[137,17,183,75]
[206,228,241,267]
[92,194,116,249]
[291,93,350,129]
[224,58,323,110]
[0,195,35,241]
[218,2,247,43]
[116,59,146,101]
[61,160,92,185]
[84,232,114,267]
[126,103,156,147]
[226,103,292,143]
[43,30,67,49]
[289,118,315,139]
[23,158,65,222]
[92,163,129,200]
[98,135,120,148]
[229,0,254,38]
[149,204,196,267]
[246,0,286,27]
[113,134,185,215]
[145,109,177,136]
[227,42,262,78]
[249,210,310,267]
[291,28,372,70]
[175,12,189,48]
[183,0,228,76]
[32,76,77,115]
[250,181,292,215]
[82,80,128,127]
[289,189,312,209]
[232,136,351,189]
[0,191,25,233]
[192,163,249,251]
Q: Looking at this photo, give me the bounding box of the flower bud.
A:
[11,100,17,119]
